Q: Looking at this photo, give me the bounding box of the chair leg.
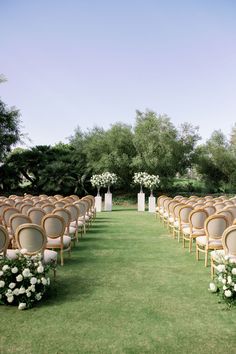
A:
[189,237,192,253]
[60,249,64,266]
[205,249,208,267]
[196,245,199,261]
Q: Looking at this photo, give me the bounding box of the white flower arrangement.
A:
[133,172,160,194]
[143,174,160,195]
[209,253,236,307]
[90,172,118,194]
[0,252,52,310]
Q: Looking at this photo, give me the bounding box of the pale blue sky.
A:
[1,0,236,146]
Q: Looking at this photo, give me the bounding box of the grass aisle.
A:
[1,206,236,354]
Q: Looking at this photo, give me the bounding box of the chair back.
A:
[15,223,46,255]
[64,204,79,222]
[41,203,55,214]
[203,205,216,216]
[42,214,66,239]
[74,201,86,217]
[205,215,229,239]
[9,214,32,236]
[216,210,234,225]
[54,201,66,208]
[21,203,34,215]
[222,225,236,257]
[27,207,46,225]
[214,202,225,211]
[179,206,193,224]
[2,207,20,227]
[0,203,11,217]
[224,206,236,219]
[52,208,71,234]
[0,225,9,255]
[189,209,208,229]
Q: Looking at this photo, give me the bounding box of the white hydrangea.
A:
[18,302,26,310]
[101,172,118,187]
[30,277,37,285]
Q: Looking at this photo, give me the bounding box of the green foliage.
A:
[0,99,22,162]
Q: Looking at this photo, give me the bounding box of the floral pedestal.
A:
[148,195,156,213]
[95,195,102,212]
[138,192,145,211]
[104,193,112,211]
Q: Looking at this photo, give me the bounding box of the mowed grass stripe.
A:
[0,206,235,354]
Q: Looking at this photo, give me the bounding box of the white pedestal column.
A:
[138,192,145,211]
[95,196,102,212]
[104,193,112,211]
[148,196,156,213]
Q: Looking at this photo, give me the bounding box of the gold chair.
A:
[196,214,229,267]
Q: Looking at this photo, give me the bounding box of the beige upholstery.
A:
[182,209,208,251]
[27,207,46,225]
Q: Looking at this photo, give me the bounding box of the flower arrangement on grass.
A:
[209,254,236,307]
[90,174,105,196]
[133,172,149,193]
[143,174,160,196]
[0,250,52,310]
[101,172,118,193]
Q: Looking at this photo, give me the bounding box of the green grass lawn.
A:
[1,206,236,354]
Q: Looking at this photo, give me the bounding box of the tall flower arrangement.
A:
[133,172,149,193]
[90,174,105,196]
[209,254,236,307]
[0,251,52,310]
[101,172,118,193]
[90,172,118,194]
[143,174,160,196]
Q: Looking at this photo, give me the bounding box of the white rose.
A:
[26,291,31,298]
[35,293,42,301]
[30,277,37,285]
[29,285,35,292]
[13,288,20,296]
[231,268,236,275]
[0,280,5,288]
[224,255,230,261]
[20,248,27,255]
[209,282,217,293]
[22,268,30,278]
[2,265,9,271]
[0,271,3,276]
[234,284,236,291]
[222,278,227,285]
[18,303,26,310]
[7,295,14,303]
[227,276,232,284]
[9,282,16,289]
[11,267,18,274]
[217,264,225,273]
[225,289,232,298]
[41,277,47,285]
[16,274,23,282]
[37,265,44,273]
[19,287,26,294]
[223,285,227,290]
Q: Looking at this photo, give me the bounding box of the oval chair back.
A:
[52,208,71,235]
[41,203,55,214]
[189,209,209,230]
[224,206,236,219]
[27,207,46,226]
[15,223,46,255]
[21,203,34,215]
[205,214,229,240]
[2,207,20,227]
[42,214,66,239]
[222,225,236,258]
[216,210,234,225]
[214,202,225,211]
[203,206,216,216]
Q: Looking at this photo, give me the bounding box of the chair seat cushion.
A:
[196,236,222,247]
[43,249,57,264]
[211,250,236,263]
[47,235,71,248]
[182,227,205,236]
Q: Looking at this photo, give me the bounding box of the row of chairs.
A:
[0,194,96,268]
[156,195,236,276]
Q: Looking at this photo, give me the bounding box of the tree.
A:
[0,77,23,162]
